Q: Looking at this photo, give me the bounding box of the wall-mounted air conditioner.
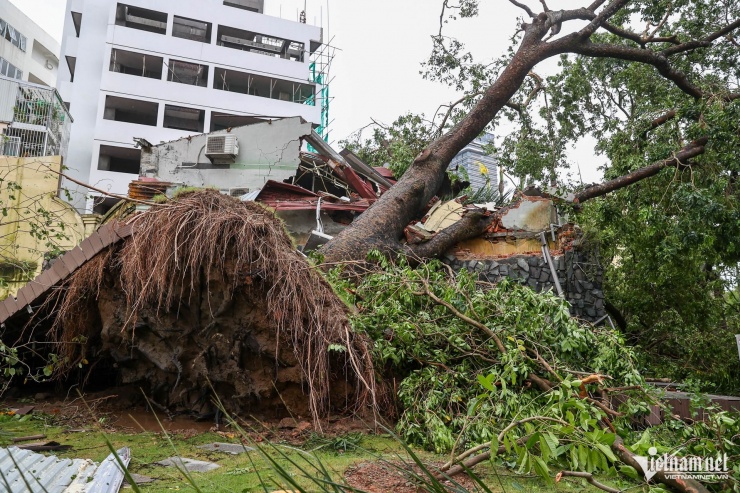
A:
[205,135,239,164]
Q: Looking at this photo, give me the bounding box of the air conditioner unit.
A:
[205,134,239,164]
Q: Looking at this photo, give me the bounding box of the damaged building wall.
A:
[139,116,312,193]
[436,195,607,323]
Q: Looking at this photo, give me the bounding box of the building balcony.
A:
[0,76,73,161]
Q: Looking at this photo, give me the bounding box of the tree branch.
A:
[611,436,711,493]
[602,22,678,46]
[574,137,709,203]
[441,416,569,477]
[556,471,620,493]
[662,18,740,56]
[572,41,704,98]
[508,0,536,18]
[413,276,507,354]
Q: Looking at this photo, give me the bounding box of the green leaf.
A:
[619,465,639,480]
[477,373,495,392]
[531,455,552,483]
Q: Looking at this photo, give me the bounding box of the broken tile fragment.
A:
[157,457,220,472]
[197,442,255,455]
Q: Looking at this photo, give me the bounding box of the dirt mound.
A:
[345,461,479,493]
[38,190,375,425]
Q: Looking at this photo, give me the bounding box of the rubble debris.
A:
[423,199,465,232]
[16,441,71,452]
[197,443,255,455]
[0,446,129,493]
[12,406,34,416]
[10,434,45,443]
[124,473,154,485]
[127,179,176,201]
[156,457,220,473]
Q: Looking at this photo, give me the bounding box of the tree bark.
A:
[321,14,556,264]
[574,137,708,203]
[320,1,736,266]
[611,436,711,493]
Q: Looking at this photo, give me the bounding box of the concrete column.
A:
[81,213,101,236]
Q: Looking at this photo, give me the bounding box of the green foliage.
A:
[340,113,432,178]
[409,0,740,393]
[327,259,740,488]
[328,259,646,482]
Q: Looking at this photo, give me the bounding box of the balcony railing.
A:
[0,76,73,162]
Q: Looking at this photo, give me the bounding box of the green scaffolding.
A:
[306,58,331,149]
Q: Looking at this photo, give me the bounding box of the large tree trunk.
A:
[321,15,556,264]
[320,0,731,266]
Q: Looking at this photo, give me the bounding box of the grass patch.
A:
[0,411,623,492]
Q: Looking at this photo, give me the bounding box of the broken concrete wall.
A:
[443,249,606,323]
[139,117,311,193]
[277,210,350,246]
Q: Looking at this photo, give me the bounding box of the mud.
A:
[83,269,329,421]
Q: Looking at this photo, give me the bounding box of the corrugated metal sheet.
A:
[0,447,129,493]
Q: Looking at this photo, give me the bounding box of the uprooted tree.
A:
[322,0,739,265]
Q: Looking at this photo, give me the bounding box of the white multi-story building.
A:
[0,0,60,87]
[57,0,325,212]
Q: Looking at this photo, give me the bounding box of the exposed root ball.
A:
[50,190,375,424]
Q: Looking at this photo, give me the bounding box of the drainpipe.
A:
[540,231,564,297]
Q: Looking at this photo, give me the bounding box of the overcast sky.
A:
[11,0,604,183]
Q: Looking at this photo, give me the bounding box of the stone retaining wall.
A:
[443,249,606,323]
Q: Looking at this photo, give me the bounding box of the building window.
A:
[172,16,212,43]
[210,112,262,132]
[0,57,22,79]
[71,12,82,37]
[223,0,264,13]
[66,56,76,82]
[167,60,209,87]
[0,18,27,52]
[98,145,141,174]
[163,105,205,132]
[214,67,315,103]
[110,48,163,79]
[217,25,304,62]
[103,95,158,126]
[115,4,167,35]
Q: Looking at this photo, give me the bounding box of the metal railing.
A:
[0,75,73,162]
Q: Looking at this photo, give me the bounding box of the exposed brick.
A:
[27,280,44,299]
[87,233,105,253]
[79,238,97,260]
[70,246,86,266]
[116,223,134,239]
[2,297,18,318]
[97,224,115,246]
[53,258,72,279]
[45,268,62,286]
[15,287,30,307]
[37,270,57,288]
[61,255,78,274]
